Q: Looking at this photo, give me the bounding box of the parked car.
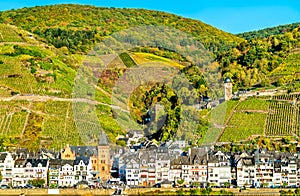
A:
[13,185,24,189]
[153,183,161,188]
[24,184,34,189]
[1,184,11,189]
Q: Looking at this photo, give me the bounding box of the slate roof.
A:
[127,130,143,138]
[74,156,90,166]
[99,131,108,146]
[208,151,230,163]
[241,157,255,166]
[14,158,26,167]
[0,153,7,163]
[189,148,208,164]
[26,159,48,167]
[274,161,282,169]
[70,146,97,157]
[138,150,149,164]
[49,159,74,169]
[190,153,207,165]
[170,156,189,165]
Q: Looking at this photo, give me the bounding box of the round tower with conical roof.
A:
[224,77,232,101]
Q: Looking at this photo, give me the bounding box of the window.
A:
[102,166,105,171]
[101,160,105,164]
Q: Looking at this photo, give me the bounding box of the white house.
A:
[73,156,93,185]
[0,152,15,185]
[59,160,75,187]
[156,147,170,183]
[254,151,274,187]
[125,158,140,186]
[48,160,60,188]
[31,159,49,186]
[236,157,255,187]
[12,159,27,187]
[139,153,149,186]
[147,152,156,186]
[207,151,231,187]
[169,157,182,183]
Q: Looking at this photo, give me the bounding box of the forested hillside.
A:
[218,26,300,91]
[0,4,242,54]
[237,22,300,40]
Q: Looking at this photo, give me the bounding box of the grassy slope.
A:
[0,24,125,150]
[218,95,300,142]
[0,23,195,149]
[0,24,23,42]
[131,52,184,68]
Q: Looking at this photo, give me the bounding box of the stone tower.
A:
[224,77,232,101]
[97,131,110,181]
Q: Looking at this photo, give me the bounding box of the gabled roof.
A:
[190,148,207,163]
[208,151,230,163]
[274,161,282,169]
[26,159,48,167]
[191,153,207,165]
[0,153,7,162]
[241,157,255,166]
[70,146,97,157]
[14,158,26,167]
[170,156,189,165]
[127,130,143,137]
[74,156,90,166]
[49,159,74,168]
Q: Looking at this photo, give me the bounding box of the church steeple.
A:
[99,131,108,146]
[97,131,110,181]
